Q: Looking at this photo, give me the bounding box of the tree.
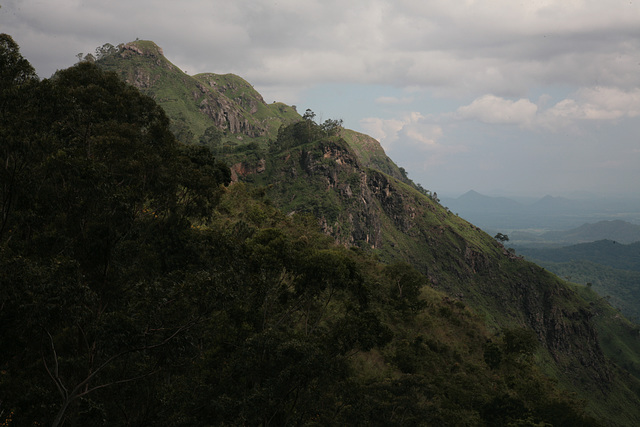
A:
[494,232,509,243]
[320,118,343,136]
[0,33,40,242]
[0,33,38,87]
[302,108,316,122]
[303,109,316,143]
[199,125,224,152]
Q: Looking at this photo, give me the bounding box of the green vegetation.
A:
[519,252,640,322]
[95,40,300,147]
[0,34,597,427]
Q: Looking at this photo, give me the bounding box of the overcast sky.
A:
[3,0,640,198]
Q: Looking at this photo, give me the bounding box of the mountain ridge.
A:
[87,39,640,425]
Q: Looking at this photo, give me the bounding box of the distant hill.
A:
[510,220,640,247]
[540,220,640,244]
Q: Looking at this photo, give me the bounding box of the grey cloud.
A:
[4,0,640,94]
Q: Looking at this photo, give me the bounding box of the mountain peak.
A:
[459,189,484,199]
[119,40,164,57]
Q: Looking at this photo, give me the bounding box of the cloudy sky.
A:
[3,0,640,198]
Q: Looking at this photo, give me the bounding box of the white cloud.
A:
[360,112,444,152]
[456,95,538,127]
[456,87,640,131]
[538,87,640,131]
[402,121,443,148]
[359,116,408,150]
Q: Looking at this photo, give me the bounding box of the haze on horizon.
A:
[2,0,639,199]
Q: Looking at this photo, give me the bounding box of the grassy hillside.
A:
[96,40,300,146]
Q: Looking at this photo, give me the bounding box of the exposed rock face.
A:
[198,98,262,136]
[368,171,414,234]
[199,74,265,114]
[119,42,164,58]
[230,159,267,183]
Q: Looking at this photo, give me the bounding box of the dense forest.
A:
[0,34,629,426]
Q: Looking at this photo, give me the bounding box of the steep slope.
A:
[518,239,640,321]
[226,118,640,425]
[92,39,640,425]
[527,259,640,321]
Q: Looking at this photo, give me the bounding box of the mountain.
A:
[2,37,634,425]
[90,39,640,425]
[5,36,618,426]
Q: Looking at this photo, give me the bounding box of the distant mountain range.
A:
[441,190,640,232]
